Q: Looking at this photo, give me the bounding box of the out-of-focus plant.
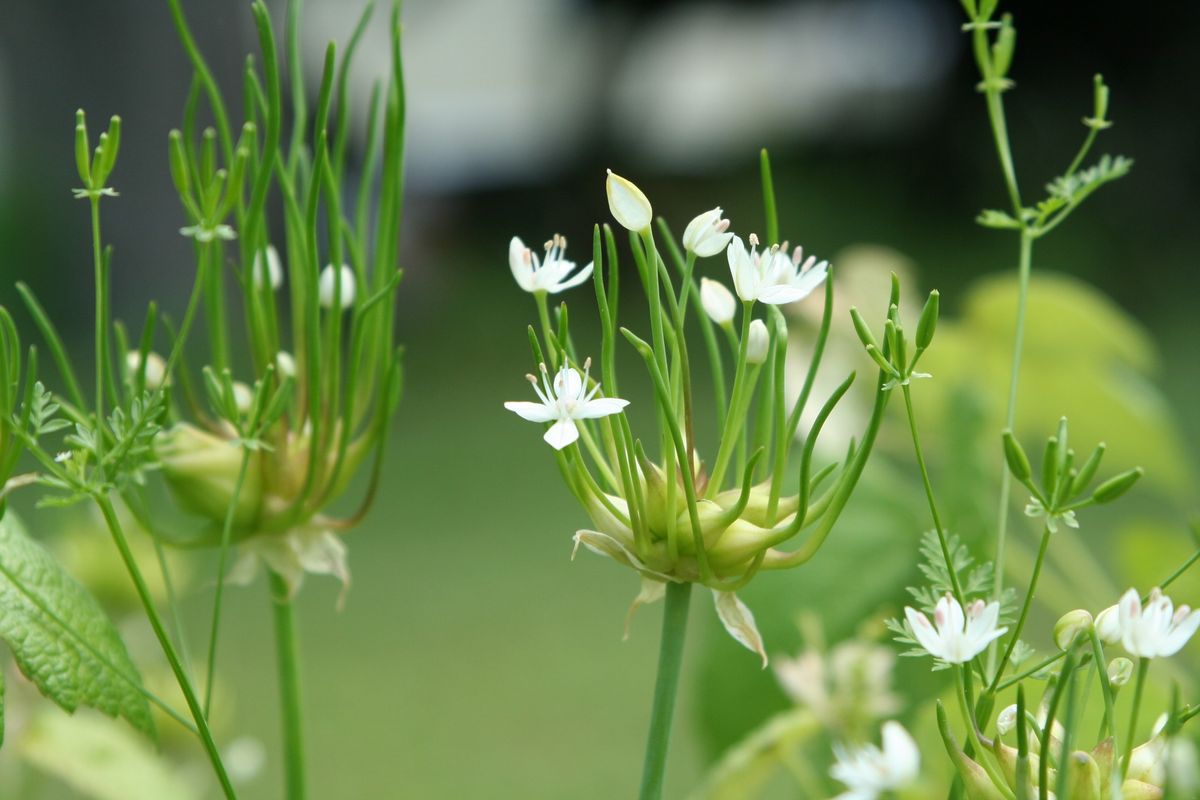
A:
[502,147,931,795]
[0,1,406,797]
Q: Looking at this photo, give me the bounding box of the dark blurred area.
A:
[0,2,1197,798]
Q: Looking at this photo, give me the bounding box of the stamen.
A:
[748,233,760,247]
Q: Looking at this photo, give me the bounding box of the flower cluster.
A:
[504,169,898,661]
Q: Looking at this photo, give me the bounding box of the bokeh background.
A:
[0,1,1198,797]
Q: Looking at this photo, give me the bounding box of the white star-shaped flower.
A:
[727,234,828,305]
[504,360,628,450]
[904,594,1007,664]
[509,234,594,295]
[1118,586,1200,659]
[830,721,920,800]
[1024,496,1078,533]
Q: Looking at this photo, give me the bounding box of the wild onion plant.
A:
[818,2,1200,799]
[503,152,940,795]
[0,1,405,797]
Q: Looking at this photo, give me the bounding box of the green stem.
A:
[638,581,691,800]
[989,230,1034,674]
[1121,658,1149,781]
[990,525,1051,692]
[94,496,237,799]
[902,385,967,607]
[270,570,307,800]
[90,199,106,464]
[707,305,753,495]
[203,448,253,715]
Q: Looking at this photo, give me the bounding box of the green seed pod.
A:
[888,272,901,311]
[158,423,263,531]
[1091,467,1144,504]
[95,115,122,186]
[1042,436,1060,499]
[1002,430,1031,483]
[915,290,939,350]
[991,15,1017,78]
[849,307,879,352]
[1092,74,1110,125]
[168,130,192,198]
[1070,443,1105,497]
[74,110,91,187]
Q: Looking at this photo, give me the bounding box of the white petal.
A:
[550,261,594,293]
[880,721,920,783]
[699,278,736,325]
[756,283,810,305]
[905,606,945,660]
[509,236,534,291]
[543,418,580,450]
[624,578,666,640]
[575,397,629,420]
[504,400,557,423]
[571,530,672,581]
[726,237,756,302]
[713,590,768,667]
[553,367,584,401]
[1164,608,1200,656]
[318,264,356,309]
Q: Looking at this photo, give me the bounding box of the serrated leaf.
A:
[0,511,153,737]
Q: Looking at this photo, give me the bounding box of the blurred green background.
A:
[0,0,1197,797]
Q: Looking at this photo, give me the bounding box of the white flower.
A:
[228,522,350,605]
[504,360,629,450]
[318,264,356,309]
[124,350,168,390]
[682,207,733,257]
[727,234,828,305]
[904,594,1007,664]
[605,170,652,232]
[253,245,283,290]
[1095,603,1122,644]
[1117,587,1200,659]
[54,450,72,463]
[275,351,296,379]
[699,278,737,326]
[830,721,920,800]
[180,223,236,242]
[508,234,594,294]
[1024,496,1078,533]
[746,319,770,364]
[775,639,899,730]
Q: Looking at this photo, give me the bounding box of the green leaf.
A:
[0,511,153,738]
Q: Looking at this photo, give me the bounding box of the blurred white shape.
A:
[610,0,953,166]
[303,0,602,190]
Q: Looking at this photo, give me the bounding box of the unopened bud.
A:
[319,264,356,310]
[1107,657,1133,688]
[996,704,1018,736]
[1054,609,1093,650]
[125,350,168,391]
[1095,605,1122,645]
[746,319,769,365]
[605,170,652,232]
[254,245,284,290]
[682,207,734,258]
[699,278,736,326]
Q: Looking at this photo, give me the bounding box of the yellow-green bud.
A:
[1054,609,1093,650]
[158,423,262,531]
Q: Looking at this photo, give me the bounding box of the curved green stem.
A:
[1121,658,1149,781]
[270,570,307,800]
[638,581,691,800]
[95,495,237,799]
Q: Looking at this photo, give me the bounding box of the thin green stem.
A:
[270,570,307,800]
[990,525,1051,692]
[1121,658,1149,781]
[707,305,753,495]
[90,199,107,465]
[996,651,1065,692]
[94,496,237,799]
[203,448,253,716]
[901,385,966,606]
[990,228,1035,674]
[638,581,691,800]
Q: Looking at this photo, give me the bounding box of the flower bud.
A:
[253,245,283,290]
[605,170,652,232]
[700,278,736,326]
[996,704,1018,736]
[1054,609,1093,650]
[232,381,254,415]
[682,207,733,257]
[746,319,769,364]
[319,264,356,310]
[124,350,168,390]
[915,290,939,350]
[275,351,296,379]
[157,423,263,530]
[1095,604,1122,644]
[1107,657,1134,687]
